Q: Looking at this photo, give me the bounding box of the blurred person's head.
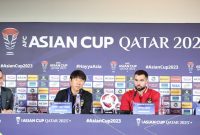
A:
[70,70,86,95]
[134,70,148,91]
[0,69,4,87]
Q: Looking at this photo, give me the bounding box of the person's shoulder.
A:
[2,87,12,91]
[148,88,160,94]
[124,89,134,95]
[82,89,92,96]
[1,87,13,95]
[82,89,91,94]
[57,88,68,94]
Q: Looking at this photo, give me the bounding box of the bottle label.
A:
[75,94,81,114]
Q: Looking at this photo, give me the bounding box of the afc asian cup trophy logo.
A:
[110,61,117,73]
[2,28,19,55]
[41,61,48,72]
[136,118,141,126]
[187,61,194,73]
[16,116,21,124]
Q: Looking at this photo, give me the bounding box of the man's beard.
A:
[135,86,146,91]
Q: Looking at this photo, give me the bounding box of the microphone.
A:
[133,90,137,101]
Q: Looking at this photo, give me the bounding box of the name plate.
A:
[49,102,72,114]
[133,103,155,115]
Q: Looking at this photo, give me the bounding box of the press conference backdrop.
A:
[0,23,200,114]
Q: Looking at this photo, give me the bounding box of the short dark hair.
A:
[70,70,86,81]
[134,70,148,78]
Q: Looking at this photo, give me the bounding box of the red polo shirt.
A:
[120,88,160,114]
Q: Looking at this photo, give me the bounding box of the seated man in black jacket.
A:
[0,69,14,113]
[54,70,92,114]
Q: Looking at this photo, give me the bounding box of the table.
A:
[0,114,199,135]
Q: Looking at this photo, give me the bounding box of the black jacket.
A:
[54,87,92,114]
[1,87,14,110]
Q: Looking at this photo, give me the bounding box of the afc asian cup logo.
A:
[41,60,48,72]
[16,116,21,124]
[136,118,141,126]
[2,28,19,55]
[100,93,119,111]
[110,61,117,73]
[187,61,194,73]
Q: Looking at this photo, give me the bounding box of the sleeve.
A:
[152,91,160,114]
[81,92,92,114]
[120,92,131,113]
[8,89,14,110]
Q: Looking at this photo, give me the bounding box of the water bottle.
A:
[75,94,81,114]
[13,93,19,113]
[159,96,166,115]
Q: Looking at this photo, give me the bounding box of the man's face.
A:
[134,74,148,91]
[70,77,85,95]
[0,71,4,86]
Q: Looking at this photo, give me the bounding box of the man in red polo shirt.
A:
[120,70,160,114]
